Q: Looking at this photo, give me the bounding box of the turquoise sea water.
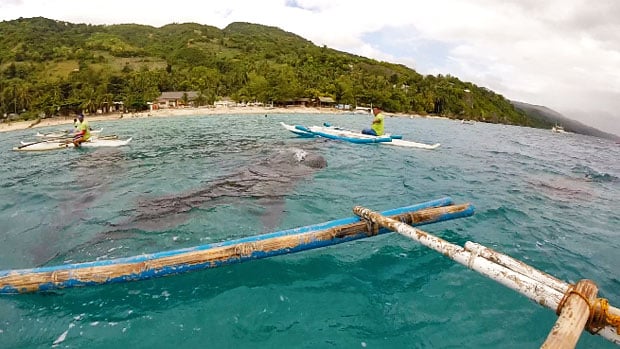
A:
[0,113,618,348]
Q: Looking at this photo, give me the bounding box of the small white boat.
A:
[14,137,132,152]
[551,125,566,133]
[281,122,440,150]
[36,128,104,139]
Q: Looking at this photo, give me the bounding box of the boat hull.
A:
[14,138,132,151]
[281,122,440,149]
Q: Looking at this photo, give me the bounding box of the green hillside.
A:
[1,17,531,127]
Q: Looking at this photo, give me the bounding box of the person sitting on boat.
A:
[362,107,385,136]
[73,113,91,147]
[74,115,93,131]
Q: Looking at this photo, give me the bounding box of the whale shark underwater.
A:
[116,146,328,232]
[39,146,328,265]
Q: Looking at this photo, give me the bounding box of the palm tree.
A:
[14,81,33,113]
[81,86,97,114]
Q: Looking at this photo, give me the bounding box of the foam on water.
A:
[0,114,618,348]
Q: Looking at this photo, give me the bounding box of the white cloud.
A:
[1,0,619,135]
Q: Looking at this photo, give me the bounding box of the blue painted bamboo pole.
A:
[0,197,474,294]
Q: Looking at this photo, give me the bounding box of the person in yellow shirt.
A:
[362,107,385,136]
[73,113,91,147]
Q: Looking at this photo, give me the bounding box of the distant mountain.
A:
[511,101,620,141]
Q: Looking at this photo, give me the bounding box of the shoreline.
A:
[0,106,433,133]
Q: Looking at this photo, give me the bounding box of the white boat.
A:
[551,125,566,133]
[14,137,132,152]
[280,122,317,137]
[280,122,440,150]
[36,128,104,139]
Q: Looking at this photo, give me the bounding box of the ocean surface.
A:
[0,113,618,348]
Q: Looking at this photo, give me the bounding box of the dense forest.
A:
[1,17,542,128]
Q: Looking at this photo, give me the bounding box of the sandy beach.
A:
[0,106,357,134]
[0,106,433,134]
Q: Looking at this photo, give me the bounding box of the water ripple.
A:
[0,114,617,349]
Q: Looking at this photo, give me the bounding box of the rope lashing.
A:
[591,298,620,335]
[556,283,620,334]
[365,220,379,235]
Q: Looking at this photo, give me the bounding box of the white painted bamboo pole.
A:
[464,242,568,293]
[353,206,620,346]
[465,242,620,319]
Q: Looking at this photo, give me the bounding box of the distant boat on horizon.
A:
[551,124,566,133]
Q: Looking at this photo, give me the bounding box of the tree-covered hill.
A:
[0,16,565,133]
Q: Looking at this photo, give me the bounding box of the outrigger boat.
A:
[552,124,566,133]
[35,128,104,139]
[281,122,441,149]
[14,137,132,151]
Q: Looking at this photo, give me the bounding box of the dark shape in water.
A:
[41,146,327,266]
[114,146,327,232]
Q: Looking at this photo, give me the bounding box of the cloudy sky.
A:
[2,0,619,135]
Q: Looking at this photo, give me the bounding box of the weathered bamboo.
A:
[465,242,620,323]
[542,280,598,349]
[465,242,568,293]
[353,206,620,346]
[0,198,472,294]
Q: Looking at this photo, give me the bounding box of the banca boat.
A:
[36,128,104,138]
[281,122,441,149]
[14,137,132,151]
[551,125,566,133]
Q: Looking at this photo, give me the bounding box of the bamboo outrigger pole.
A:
[0,198,472,294]
[353,206,620,347]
